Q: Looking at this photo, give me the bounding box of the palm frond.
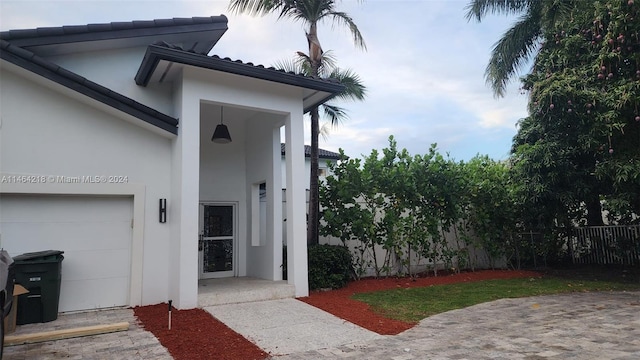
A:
[324,11,367,50]
[328,68,367,101]
[228,0,283,16]
[319,121,332,141]
[272,58,301,74]
[486,11,542,97]
[540,0,575,30]
[465,0,533,22]
[317,50,337,74]
[321,103,348,127]
[275,50,338,77]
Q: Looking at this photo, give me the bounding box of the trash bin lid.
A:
[14,250,64,263]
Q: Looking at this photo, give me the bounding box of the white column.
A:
[271,126,283,280]
[285,113,309,296]
[169,82,200,309]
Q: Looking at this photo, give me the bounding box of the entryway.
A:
[198,277,294,307]
[199,203,236,279]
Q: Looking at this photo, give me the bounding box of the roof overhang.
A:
[0,16,228,56]
[1,40,179,135]
[135,44,345,113]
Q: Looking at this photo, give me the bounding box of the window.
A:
[251,182,267,246]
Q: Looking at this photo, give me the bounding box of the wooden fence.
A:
[570,225,640,265]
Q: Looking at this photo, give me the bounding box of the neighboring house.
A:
[280,143,341,189]
[0,16,343,311]
[278,144,341,247]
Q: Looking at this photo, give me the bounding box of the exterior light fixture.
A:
[159,198,167,223]
[211,106,232,143]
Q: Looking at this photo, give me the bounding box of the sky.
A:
[0,0,531,161]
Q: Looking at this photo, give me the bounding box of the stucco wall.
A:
[47,47,174,116]
[244,114,283,280]
[0,68,173,306]
[280,156,335,189]
[1,48,313,306]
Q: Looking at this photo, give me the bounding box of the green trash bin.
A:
[14,250,64,324]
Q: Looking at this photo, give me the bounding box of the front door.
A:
[199,204,235,279]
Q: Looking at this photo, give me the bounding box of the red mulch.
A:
[134,270,540,359]
[133,304,268,360]
[299,269,541,335]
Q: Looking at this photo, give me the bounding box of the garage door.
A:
[0,194,133,312]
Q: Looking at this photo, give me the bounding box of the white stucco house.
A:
[0,16,344,311]
[280,143,341,189]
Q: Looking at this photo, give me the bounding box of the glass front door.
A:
[199,204,235,278]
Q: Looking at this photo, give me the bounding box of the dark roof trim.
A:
[281,143,342,160]
[0,16,228,53]
[1,40,179,134]
[136,44,345,111]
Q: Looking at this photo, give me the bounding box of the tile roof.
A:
[0,39,179,134]
[1,15,344,134]
[136,42,344,112]
[280,143,342,160]
[0,16,228,54]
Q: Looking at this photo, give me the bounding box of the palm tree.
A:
[275,51,366,129]
[229,0,366,245]
[465,0,573,97]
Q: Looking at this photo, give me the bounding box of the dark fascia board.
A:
[136,44,345,112]
[1,40,179,134]
[0,16,228,55]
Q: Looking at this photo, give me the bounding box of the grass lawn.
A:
[352,275,640,322]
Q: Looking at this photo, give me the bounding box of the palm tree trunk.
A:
[307,106,320,245]
[307,20,322,246]
[585,193,604,226]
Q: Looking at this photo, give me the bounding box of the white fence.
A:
[570,225,640,265]
[282,189,500,276]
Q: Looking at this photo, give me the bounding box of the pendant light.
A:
[212,106,232,143]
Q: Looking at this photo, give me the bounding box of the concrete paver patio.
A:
[3,308,172,360]
[277,291,640,359]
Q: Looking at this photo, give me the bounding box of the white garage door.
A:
[0,194,133,312]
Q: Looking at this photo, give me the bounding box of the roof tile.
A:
[37,27,65,36]
[151,42,341,86]
[86,23,113,32]
[110,22,135,30]
[1,16,227,42]
[153,19,174,27]
[132,20,156,28]
[280,143,342,159]
[31,55,60,72]
[62,25,88,34]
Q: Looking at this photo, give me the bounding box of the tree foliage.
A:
[466,0,575,97]
[513,0,640,227]
[320,137,522,277]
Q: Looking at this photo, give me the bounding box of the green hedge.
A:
[308,244,353,290]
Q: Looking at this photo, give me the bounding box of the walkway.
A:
[203,298,383,356]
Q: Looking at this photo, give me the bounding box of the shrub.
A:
[308,244,353,290]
